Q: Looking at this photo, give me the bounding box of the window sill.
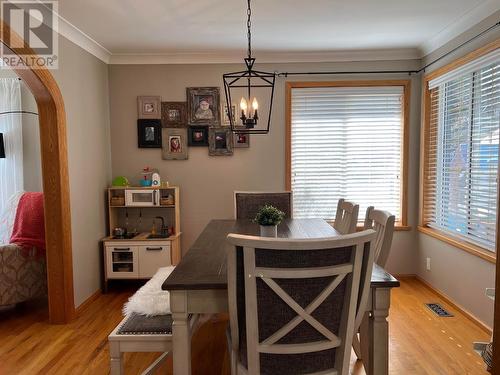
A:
[417,226,496,264]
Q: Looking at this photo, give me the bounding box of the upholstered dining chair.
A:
[363,206,395,268]
[333,198,359,234]
[352,206,395,361]
[226,229,376,375]
[234,191,292,220]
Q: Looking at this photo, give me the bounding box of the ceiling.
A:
[53,0,500,63]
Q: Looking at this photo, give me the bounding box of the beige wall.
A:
[416,12,500,329]
[51,36,111,307]
[109,59,422,276]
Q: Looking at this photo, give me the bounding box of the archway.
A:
[1,20,74,323]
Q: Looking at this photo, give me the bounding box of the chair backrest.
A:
[234,191,293,220]
[353,206,395,333]
[363,206,395,268]
[226,230,376,375]
[333,198,359,234]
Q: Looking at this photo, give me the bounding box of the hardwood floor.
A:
[0,278,490,374]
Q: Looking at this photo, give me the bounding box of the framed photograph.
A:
[209,127,233,156]
[162,128,188,160]
[233,131,250,148]
[187,87,220,126]
[161,101,187,127]
[223,104,236,125]
[188,126,209,147]
[137,119,162,148]
[138,96,161,119]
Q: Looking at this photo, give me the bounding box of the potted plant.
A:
[254,205,286,237]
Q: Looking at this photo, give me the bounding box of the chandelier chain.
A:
[247,0,252,58]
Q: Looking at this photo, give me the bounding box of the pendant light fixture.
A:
[223,0,275,134]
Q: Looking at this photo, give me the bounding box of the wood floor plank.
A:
[0,278,490,374]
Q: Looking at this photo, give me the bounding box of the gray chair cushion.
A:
[235,193,292,220]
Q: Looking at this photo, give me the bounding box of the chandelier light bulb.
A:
[252,97,259,110]
[240,97,248,116]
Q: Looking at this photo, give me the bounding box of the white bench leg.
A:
[109,341,124,375]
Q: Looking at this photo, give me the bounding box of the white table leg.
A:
[109,341,123,375]
[171,291,192,375]
[368,287,391,375]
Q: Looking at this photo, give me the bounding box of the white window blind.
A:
[290,86,404,222]
[424,52,500,252]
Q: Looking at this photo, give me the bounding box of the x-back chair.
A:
[226,230,376,375]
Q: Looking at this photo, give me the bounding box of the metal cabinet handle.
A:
[113,247,131,251]
[146,247,163,251]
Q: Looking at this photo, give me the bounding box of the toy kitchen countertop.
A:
[102,232,181,242]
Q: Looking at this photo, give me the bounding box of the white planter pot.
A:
[260,225,277,237]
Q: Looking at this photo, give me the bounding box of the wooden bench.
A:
[108,313,173,375]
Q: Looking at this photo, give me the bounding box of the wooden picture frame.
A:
[188,126,209,147]
[162,128,188,160]
[209,127,233,156]
[223,104,236,126]
[137,119,162,148]
[233,130,250,148]
[161,101,187,128]
[138,96,161,119]
[187,87,221,126]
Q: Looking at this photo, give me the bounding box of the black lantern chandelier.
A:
[223,0,276,134]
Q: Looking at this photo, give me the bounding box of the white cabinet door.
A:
[105,246,139,279]
[138,244,171,278]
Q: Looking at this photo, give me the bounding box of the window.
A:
[422,48,500,254]
[286,81,409,226]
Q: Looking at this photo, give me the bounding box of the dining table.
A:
[162,218,400,375]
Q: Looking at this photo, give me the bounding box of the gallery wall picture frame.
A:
[138,96,161,119]
[209,127,233,156]
[188,126,209,147]
[233,130,250,148]
[162,128,189,160]
[161,101,187,128]
[138,119,162,148]
[223,104,236,126]
[187,87,221,126]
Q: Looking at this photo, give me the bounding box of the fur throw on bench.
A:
[123,266,175,316]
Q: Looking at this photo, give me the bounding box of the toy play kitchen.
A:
[101,169,180,290]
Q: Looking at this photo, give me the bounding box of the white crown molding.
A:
[35,0,111,63]
[57,15,112,63]
[109,48,421,65]
[419,0,500,57]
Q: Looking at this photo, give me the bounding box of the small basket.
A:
[111,196,125,206]
[160,197,174,206]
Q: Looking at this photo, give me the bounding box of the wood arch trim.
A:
[1,20,74,323]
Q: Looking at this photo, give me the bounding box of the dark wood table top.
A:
[162,219,400,291]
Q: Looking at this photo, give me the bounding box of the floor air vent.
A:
[425,303,453,317]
